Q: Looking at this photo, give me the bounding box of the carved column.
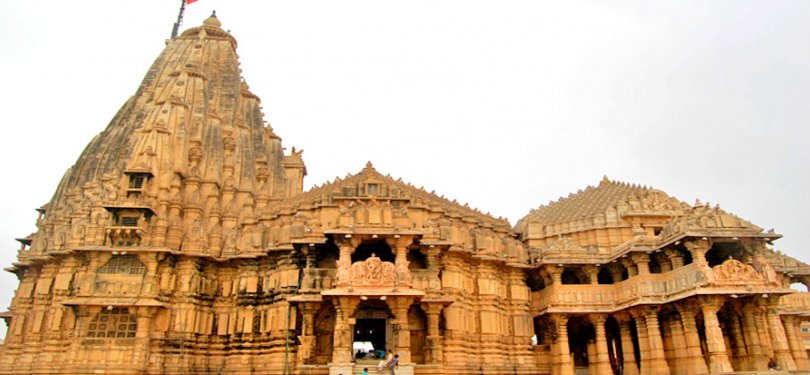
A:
[298,302,319,363]
[677,304,708,375]
[547,265,563,285]
[331,297,358,365]
[610,266,625,284]
[726,311,748,370]
[335,238,355,287]
[633,311,651,375]
[764,299,797,371]
[667,313,688,375]
[585,266,600,285]
[699,297,734,373]
[622,258,639,277]
[665,249,684,269]
[782,315,809,371]
[425,302,444,364]
[617,314,640,375]
[642,309,671,375]
[632,254,651,275]
[552,314,575,375]
[591,314,612,375]
[755,307,774,358]
[741,304,768,371]
[684,239,710,268]
[391,297,413,364]
[133,307,156,369]
[391,235,412,287]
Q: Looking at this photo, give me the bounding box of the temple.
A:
[0,14,808,375]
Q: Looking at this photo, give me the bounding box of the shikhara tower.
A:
[1,14,809,375]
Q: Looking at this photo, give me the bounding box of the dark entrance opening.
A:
[354,318,386,359]
[352,239,395,263]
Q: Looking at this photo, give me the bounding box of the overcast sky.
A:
[0,1,808,338]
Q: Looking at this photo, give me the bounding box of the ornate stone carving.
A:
[711,258,763,283]
[348,254,397,287]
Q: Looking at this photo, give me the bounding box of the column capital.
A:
[684,238,711,252]
[676,301,701,318]
[630,305,659,319]
[698,295,725,311]
[589,313,608,325]
[550,313,569,325]
[612,311,633,323]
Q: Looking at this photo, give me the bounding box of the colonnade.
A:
[546,297,809,375]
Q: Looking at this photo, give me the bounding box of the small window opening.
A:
[126,173,150,197]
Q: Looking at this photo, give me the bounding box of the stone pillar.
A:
[133,307,156,369]
[552,315,575,375]
[391,235,413,287]
[783,315,809,371]
[585,266,600,285]
[665,249,684,269]
[677,304,708,375]
[591,314,612,375]
[632,254,651,275]
[741,304,768,371]
[618,315,640,375]
[610,266,625,284]
[391,297,413,364]
[684,239,711,275]
[699,298,734,373]
[335,238,355,287]
[298,302,319,363]
[764,300,797,371]
[425,303,444,364]
[547,265,563,285]
[755,307,774,358]
[726,310,748,370]
[633,312,651,375]
[331,297,358,368]
[643,309,671,375]
[668,313,689,375]
[622,259,638,278]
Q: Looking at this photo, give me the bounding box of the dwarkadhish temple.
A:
[1,15,809,375]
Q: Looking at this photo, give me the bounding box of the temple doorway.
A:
[354,318,387,359]
[353,300,393,361]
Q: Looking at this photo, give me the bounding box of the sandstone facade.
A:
[1,15,808,375]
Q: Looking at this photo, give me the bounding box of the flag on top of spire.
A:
[170,0,200,39]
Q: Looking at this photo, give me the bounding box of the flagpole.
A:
[170,0,187,39]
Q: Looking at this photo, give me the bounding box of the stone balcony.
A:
[105,226,144,247]
[532,261,798,314]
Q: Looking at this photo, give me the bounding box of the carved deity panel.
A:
[711,258,764,284]
[349,254,397,287]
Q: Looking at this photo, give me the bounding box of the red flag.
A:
[187,0,198,4]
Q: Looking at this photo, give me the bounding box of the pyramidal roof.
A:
[279,162,511,228]
[516,176,688,230]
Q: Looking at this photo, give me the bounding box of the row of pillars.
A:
[298,296,445,367]
[549,297,809,375]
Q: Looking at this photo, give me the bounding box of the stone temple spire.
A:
[25,15,304,258]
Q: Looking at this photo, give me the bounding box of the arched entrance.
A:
[353,300,393,360]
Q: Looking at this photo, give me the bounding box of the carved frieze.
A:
[711,258,764,284]
[348,254,397,287]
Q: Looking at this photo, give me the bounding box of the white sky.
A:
[0,1,808,338]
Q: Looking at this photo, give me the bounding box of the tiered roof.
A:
[275,162,511,229]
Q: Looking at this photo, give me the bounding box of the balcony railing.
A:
[105,226,143,247]
[532,262,787,313]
